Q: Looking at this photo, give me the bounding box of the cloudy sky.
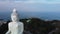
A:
[0,0,60,1]
[0,0,60,12]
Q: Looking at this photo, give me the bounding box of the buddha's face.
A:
[11,15,19,22]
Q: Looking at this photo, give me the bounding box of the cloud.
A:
[0,0,60,1]
[0,1,60,12]
[1,0,60,4]
[0,0,24,1]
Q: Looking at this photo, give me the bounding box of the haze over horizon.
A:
[0,0,60,20]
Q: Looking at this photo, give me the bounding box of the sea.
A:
[0,11,60,21]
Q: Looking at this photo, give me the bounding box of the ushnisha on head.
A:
[13,8,17,13]
[11,8,19,22]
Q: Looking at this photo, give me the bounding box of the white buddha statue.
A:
[6,8,24,34]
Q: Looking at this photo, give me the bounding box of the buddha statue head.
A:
[11,8,19,22]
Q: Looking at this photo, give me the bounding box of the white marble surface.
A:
[6,8,24,34]
[9,22,23,34]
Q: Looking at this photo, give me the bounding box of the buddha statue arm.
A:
[21,23,24,32]
[20,23,24,33]
[5,23,11,34]
[5,30,11,34]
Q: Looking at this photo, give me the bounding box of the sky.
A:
[0,0,60,1]
[0,0,60,12]
[1,0,60,20]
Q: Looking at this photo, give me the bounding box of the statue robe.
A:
[7,22,24,34]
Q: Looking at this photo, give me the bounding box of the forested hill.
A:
[0,18,60,34]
